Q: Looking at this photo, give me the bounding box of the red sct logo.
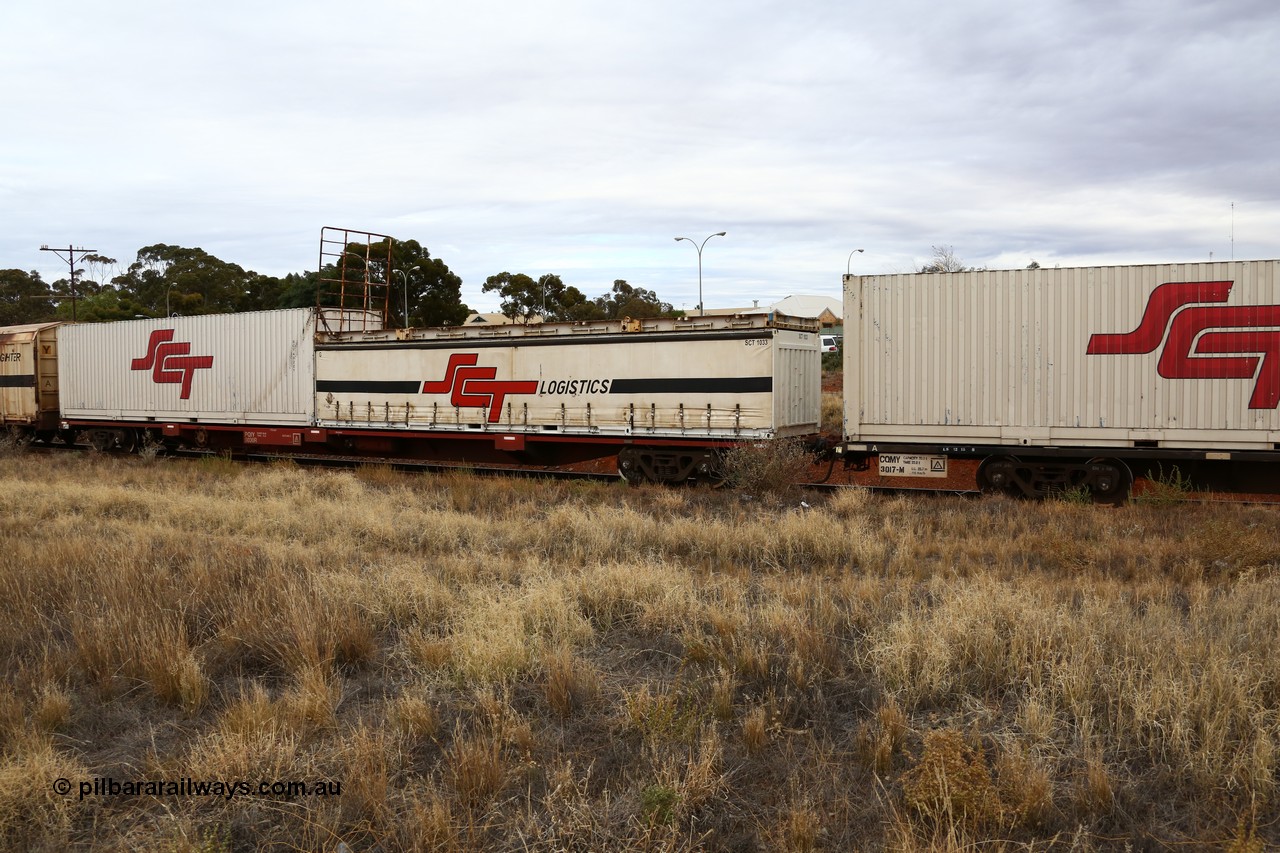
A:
[1086,281,1280,409]
[131,329,215,400]
[422,353,538,423]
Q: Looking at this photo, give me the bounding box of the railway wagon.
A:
[839,260,1280,501]
[315,312,821,482]
[0,321,62,437]
[55,306,821,481]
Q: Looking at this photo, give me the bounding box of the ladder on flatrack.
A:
[316,226,394,333]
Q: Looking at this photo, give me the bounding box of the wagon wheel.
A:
[116,429,139,454]
[1086,457,1132,506]
[617,447,648,485]
[976,455,1021,496]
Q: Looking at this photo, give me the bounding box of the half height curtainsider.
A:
[315,312,821,482]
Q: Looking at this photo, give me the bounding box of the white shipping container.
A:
[59,309,318,425]
[315,315,820,439]
[844,260,1280,451]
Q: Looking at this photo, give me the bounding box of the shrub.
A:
[136,431,164,463]
[0,428,29,457]
[1054,484,1093,505]
[1134,463,1195,506]
[640,784,679,826]
[901,729,1003,832]
[720,439,815,495]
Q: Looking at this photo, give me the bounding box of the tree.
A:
[919,245,970,273]
[0,269,56,325]
[62,287,147,323]
[6,237,472,325]
[113,244,274,316]
[482,274,680,324]
[77,254,118,295]
[593,280,674,319]
[563,289,606,321]
[348,238,470,327]
[410,255,469,327]
[536,275,597,322]
[482,271,544,323]
[276,272,321,309]
[482,272,623,323]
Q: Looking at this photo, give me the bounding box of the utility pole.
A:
[40,244,96,322]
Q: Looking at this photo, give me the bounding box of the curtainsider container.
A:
[841,260,1280,498]
[316,312,821,440]
[315,312,821,482]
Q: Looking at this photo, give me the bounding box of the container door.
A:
[0,335,36,424]
[36,328,59,417]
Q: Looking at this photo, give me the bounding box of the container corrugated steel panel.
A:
[0,322,61,427]
[844,260,1280,450]
[59,309,317,424]
[315,319,820,439]
[774,332,822,434]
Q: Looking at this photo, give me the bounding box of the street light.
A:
[392,266,421,328]
[342,250,368,272]
[674,231,726,317]
[846,248,864,276]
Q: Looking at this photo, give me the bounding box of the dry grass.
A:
[0,450,1278,849]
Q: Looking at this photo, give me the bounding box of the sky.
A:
[3,0,1279,314]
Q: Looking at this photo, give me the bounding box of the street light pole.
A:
[674,232,726,317]
[40,244,96,322]
[392,266,421,328]
[341,250,374,317]
[846,248,864,276]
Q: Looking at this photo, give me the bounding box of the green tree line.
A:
[0,239,681,327]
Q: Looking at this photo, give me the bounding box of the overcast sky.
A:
[4,0,1278,313]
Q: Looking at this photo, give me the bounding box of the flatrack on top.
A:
[318,311,820,344]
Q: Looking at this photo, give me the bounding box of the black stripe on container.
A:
[609,377,771,394]
[0,374,35,388]
[316,380,421,394]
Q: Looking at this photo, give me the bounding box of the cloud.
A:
[3,0,1278,312]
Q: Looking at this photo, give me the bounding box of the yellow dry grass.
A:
[0,449,1277,849]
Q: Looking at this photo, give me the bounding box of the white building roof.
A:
[704,295,841,321]
[769,295,841,319]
